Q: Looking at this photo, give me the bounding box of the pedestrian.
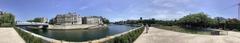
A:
[145,24,149,33]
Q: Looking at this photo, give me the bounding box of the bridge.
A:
[16,22,49,29]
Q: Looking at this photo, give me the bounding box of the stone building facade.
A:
[82,16,103,24]
[54,12,82,25]
[51,12,105,25]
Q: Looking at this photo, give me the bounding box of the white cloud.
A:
[151,0,192,8]
[103,0,201,21]
[150,10,191,20]
[125,0,199,20]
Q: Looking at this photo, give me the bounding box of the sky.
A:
[0,0,239,22]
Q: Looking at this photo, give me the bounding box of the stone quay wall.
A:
[15,25,144,43]
[48,24,107,29]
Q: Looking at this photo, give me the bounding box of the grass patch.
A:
[102,26,144,43]
[14,27,43,43]
[152,24,212,35]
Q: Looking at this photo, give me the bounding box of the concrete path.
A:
[134,27,240,43]
[0,27,25,43]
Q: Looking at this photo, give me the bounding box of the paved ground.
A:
[0,27,25,43]
[134,27,240,43]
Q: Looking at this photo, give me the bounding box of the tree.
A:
[140,17,143,20]
[178,12,210,28]
[126,20,138,24]
[27,20,34,22]
[101,18,110,24]
[49,18,55,25]
[214,17,226,23]
[0,12,15,27]
[213,17,226,28]
[137,17,144,24]
[150,18,156,24]
[156,20,177,26]
[225,18,240,30]
[27,17,46,23]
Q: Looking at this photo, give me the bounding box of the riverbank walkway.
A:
[0,27,25,43]
[134,27,240,43]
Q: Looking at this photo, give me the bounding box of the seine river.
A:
[21,24,138,42]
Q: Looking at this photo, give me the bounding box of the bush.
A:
[103,26,144,43]
[0,12,15,27]
[178,12,210,28]
[151,24,212,35]
[0,23,13,27]
[14,27,43,43]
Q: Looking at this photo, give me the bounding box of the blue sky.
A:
[0,0,239,22]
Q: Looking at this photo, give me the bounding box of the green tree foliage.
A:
[225,18,240,30]
[212,17,227,28]
[207,18,218,28]
[142,18,156,25]
[155,20,177,26]
[102,18,110,24]
[125,20,139,24]
[48,18,55,25]
[178,12,210,28]
[27,18,45,23]
[115,12,240,31]
[0,12,15,27]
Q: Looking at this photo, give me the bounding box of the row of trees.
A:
[114,18,156,25]
[0,11,15,27]
[155,12,240,30]
[118,12,240,31]
[27,17,47,23]
[178,12,240,30]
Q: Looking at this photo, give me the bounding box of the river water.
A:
[21,24,138,42]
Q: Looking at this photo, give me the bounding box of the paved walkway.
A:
[134,27,240,43]
[0,27,25,43]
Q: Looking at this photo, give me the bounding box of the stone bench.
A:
[211,29,228,35]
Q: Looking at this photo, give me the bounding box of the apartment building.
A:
[54,12,82,25]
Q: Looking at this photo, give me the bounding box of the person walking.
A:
[145,24,149,33]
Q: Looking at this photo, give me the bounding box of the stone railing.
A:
[15,25,144,43]
[210,29,228,35]
[48,24,107,29]
[14,27,64,43]
[86,25,144,43]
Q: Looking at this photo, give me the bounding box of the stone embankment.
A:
[15,25,144,43]
[85,25,144,43]
[48,24,107,29]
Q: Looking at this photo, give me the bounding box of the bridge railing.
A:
[16,22,48,26]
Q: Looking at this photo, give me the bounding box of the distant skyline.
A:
[0,0,239,22]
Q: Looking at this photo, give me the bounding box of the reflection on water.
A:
[21,24,137,42]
